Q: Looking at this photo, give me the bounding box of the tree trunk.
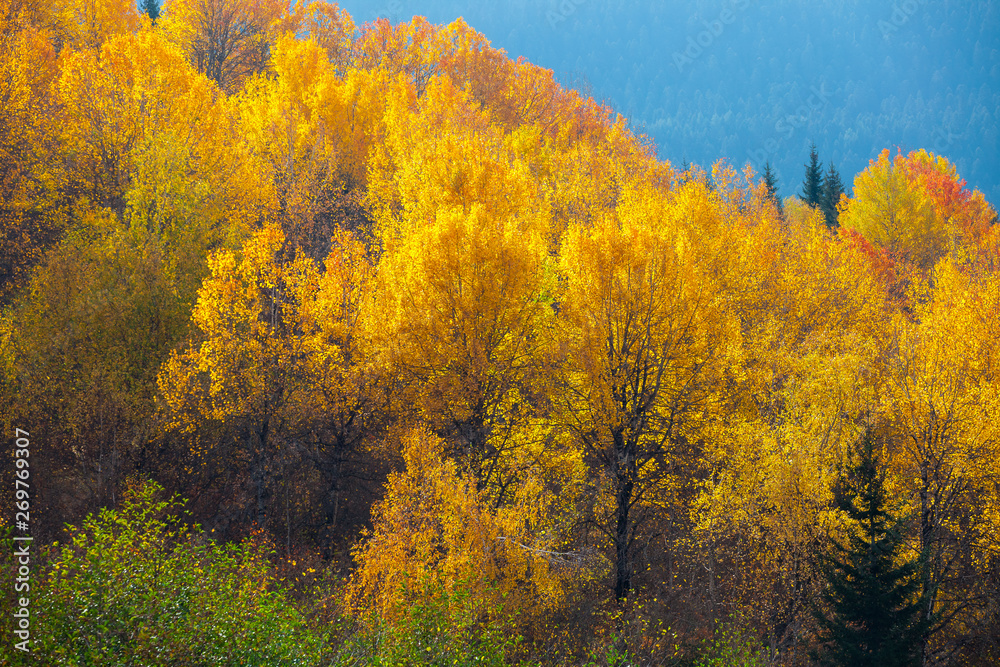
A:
[613,427,634,600]
[919,463,936,667]
[615,478,633,600]
[251,416,271,526]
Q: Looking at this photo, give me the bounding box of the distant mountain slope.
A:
[336,0,999,205]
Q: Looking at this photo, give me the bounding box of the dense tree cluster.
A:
[2,1,999,664]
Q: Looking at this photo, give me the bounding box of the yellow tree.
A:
[158,0,292,92]
[692,208,997,657]
[159,222,388,537]
[50,0,142,51]
[55,28,261,230]
[158,222,314,527]
[297,0,354,75]
[235,33,375,259]
[558,174,731,600]
[0,3,61,302]
[358,15,653,252]
[372,76,566,505]
[293,227,392,534]
[682,166,897,647]
[428,16,618,151]
[353,16,452,96]
[838,148,989,273]
[879,259,1000,663]
[694,334,886,649]
[4,26,267,533]
[348,427,584,634]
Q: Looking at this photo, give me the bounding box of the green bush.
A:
[336,575,519,667]
[694,619,768,667]
[6,480,324,666]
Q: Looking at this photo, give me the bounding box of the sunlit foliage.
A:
[1,4,998,665]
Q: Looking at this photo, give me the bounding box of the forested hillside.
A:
[335,0,1000,207]
[2,0,999,665]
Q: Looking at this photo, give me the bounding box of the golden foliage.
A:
[839,148,997,273]
[348,427,585,625]
[158,0,291,92]
[2,3,999,659]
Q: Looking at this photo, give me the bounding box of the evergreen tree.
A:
[141,0,159,23]
[677,157,691,184]
[762,161,783,216]
[821,163,845,228]
[813,430,929,667]
[801,142,824,208]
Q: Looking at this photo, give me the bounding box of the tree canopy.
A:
[1,3,998,665]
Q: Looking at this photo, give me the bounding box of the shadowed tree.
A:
[763,161,783,216]
[140,0,159,22]
[814,429,929,667]
[801,142,823,209]
[822,162,845,228]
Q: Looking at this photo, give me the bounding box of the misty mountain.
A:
[338,0,1000,204]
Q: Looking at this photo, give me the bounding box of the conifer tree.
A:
[141,0,160,23]
[822,163,845,228]
[763,161,783,216]
[677,157,691,184]
[813,430,929,667]
[801,143,824,208]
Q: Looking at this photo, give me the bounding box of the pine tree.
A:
[801,143,824,208]
[813,430,929,667]
[141,0,160,23]
[821,163,845,228]
[762,161,783,216]
[677,157,691,184]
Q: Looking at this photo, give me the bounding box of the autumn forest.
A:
[2,0,999,665]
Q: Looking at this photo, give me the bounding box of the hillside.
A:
[2,1,999,665]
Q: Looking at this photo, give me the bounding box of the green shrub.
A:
[7,480,324,666]
[336,574,519,667]
[694,619,768,667]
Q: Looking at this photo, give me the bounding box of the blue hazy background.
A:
[331,0,999,206]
